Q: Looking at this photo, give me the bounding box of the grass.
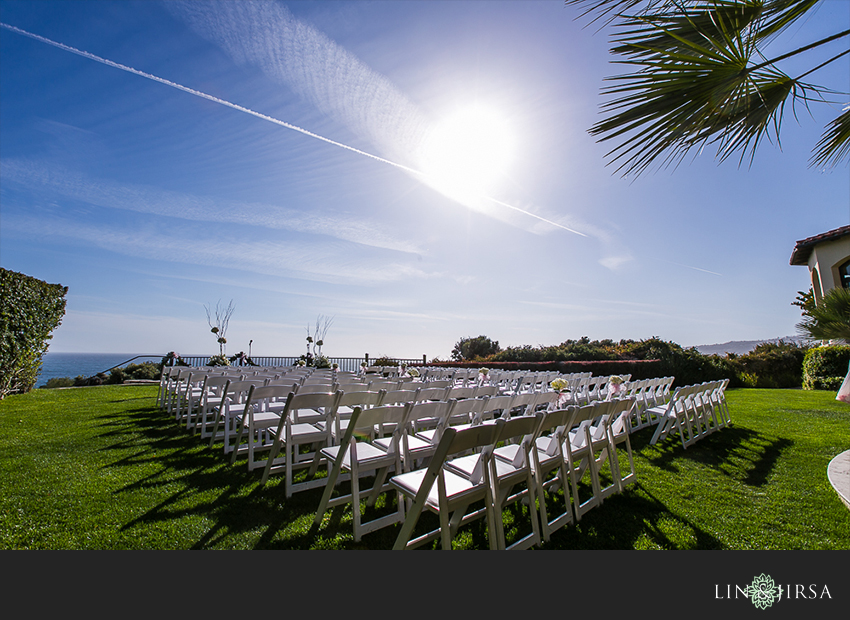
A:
[0,385,847,550]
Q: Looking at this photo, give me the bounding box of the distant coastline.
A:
[694,336,808,357]
[36,353,162,387]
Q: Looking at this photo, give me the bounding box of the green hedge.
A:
[802,345,850,390]
[0,268,68,398]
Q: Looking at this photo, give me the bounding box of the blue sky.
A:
[1,0,848,359]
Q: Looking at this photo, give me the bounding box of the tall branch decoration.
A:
[205,300,235,365]
[304,314,334,368]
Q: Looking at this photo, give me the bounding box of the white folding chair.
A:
[390,422,504,550]
[482,413,546,549]
[565,402,616,521]
[194,374,233,437]
[649,385,697,448]
[257,390,342,496]
[318,389,384,446]
[529,407,578,542]
[606,398,638,493]
[313,404,409,541]
[379,400,451,472]
[208,378,268,453]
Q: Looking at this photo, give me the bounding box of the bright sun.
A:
[419,104,515,208]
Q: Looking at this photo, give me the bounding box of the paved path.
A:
[827,449,850,511]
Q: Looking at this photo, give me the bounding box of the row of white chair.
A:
[616,377,676,431]
[647,380,731,448]
[383,398,638,549]
[154,366,696,548]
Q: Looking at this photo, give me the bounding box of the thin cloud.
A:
[0,158,421,254]
[2,212,432,285]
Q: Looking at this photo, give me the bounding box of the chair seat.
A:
[251,411,282,429]
[320,443,392,471]
[374,434,431,455]
[448,452,521,481]
[287,421,328,443]
[390,466,487,510]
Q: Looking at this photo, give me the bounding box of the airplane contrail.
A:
[1,22,587,237]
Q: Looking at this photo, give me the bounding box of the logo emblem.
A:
[748,574,780,610]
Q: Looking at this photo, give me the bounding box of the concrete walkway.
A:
[827,449,850,511]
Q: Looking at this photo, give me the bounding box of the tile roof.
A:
[790,225,850,266]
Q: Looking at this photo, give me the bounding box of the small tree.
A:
[451,335,501,361]
[0,269,68,398]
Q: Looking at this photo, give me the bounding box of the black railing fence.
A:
[105,354,428,375]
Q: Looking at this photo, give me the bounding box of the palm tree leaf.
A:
[578,0,839,175]
[567,0,849,175]
[811,105,850,169]
[796,286,850,342]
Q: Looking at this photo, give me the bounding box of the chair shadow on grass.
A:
[97,400,779,550]
[631,424,792,487]
[101,402,402,549]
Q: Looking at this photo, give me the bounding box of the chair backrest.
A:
[415,386,451,402]
[477,394,514,423]
[343,404,409,442]
[535,407,578,458]
[335,390,383,410]
[508,392,538,418]
[472,385,500,398]
[446,386,475,400]
[607,398,636,438]
[404,400,450,433]
[379,389,419,406]
[285,389,339,414]
[221,379,268,407]
[493,413,544,467]
[369,380,401,392]
[243,383,293,417]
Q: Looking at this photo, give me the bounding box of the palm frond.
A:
[579,0,842,176]
[796,287,850,342]
[811,105,850,170]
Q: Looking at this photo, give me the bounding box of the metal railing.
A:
[138,354,428,374]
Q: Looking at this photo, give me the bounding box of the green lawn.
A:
[0,385,847,549]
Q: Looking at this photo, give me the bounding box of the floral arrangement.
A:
[607,375,625,399]
[161,351,188,367]
[207,354,230,367]
[406,367,420,378]
[296,359,307,367]
[550,378,568,392]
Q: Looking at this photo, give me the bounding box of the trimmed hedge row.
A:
[0,268,68,398]
[425,359,665,379]
[802,345,850,391]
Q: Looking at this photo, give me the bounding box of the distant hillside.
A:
[694,336,808,356]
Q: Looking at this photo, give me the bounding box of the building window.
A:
[840,259,850,289]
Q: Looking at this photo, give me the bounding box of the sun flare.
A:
[419,104,515,208]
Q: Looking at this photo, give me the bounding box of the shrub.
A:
[123,362,160,380]
[0,268,68,398]
[734,341,808,388]
[43,377,74,389]
[451,335,501,361]
[370,356,400,367]
[802,345,850,390]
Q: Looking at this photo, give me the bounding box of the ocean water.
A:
[36,353,163,387]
